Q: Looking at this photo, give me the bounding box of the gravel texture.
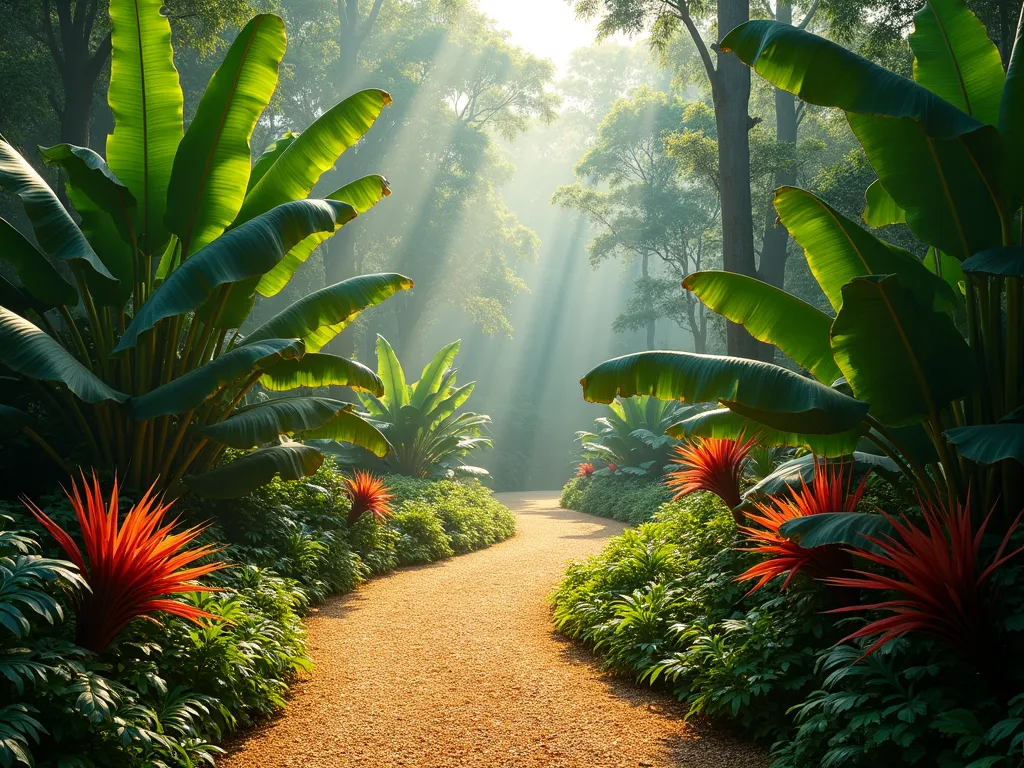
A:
[220,492,768,768]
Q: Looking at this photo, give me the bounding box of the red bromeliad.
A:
[827,494,1024,658]
[577,462,595,478]
[665,436,757,523]
[607,463,617,473]
[23,473,226,654]
[737,459,867,594]
[343,470,395,527]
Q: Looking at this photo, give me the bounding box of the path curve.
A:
[221,492,767,768]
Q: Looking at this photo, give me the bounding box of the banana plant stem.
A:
[20,426,72,475]
[58,306,93,371]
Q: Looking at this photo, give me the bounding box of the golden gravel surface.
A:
[220,492,767,768]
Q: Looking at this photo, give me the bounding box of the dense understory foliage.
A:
[560,473,672,526]
[1,463,514,766]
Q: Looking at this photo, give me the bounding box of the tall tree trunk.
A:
[714,0,770,361]
[642,253,656,350]
[758,0,797,293]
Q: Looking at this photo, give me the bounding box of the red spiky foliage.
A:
[737,459,867,594]
[665,436,757,524]
[343,470,395,527]
[827,494,1024,660]
[577,462,595,478]
[607,463,617,473]
[23,473,226,654]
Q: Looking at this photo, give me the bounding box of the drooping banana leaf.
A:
[184,441,324,498]
[259,353,383,395]
[741,452,902,508]
[165,14,286,257]
[1000,6,1024,208]
[115,200,354,351]
[0,307,128,403]
[862,180,907,227]
[128,338,305,420]
[106,0,184,254]
[945,423,1024,464]
[199,396,355,449]
[0,219,77,308]
[961,246,1024,276]
[244,273,413,352]
[831,275,975,427]
[297,408,389,457]
[778,513,897,555]
[581,351,870,435]
[682,270,841,384]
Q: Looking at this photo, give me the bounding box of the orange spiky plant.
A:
[22,472,226,653]
[736,459,867,594]
[827,494,1024,659]
[576,462,595,478]
[343,470,395,527]
[665,436,757,524]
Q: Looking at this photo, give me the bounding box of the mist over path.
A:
[220,492,765,767]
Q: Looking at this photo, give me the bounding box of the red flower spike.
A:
[826,493,1024,658]
[22,472,226,654]
[736,459,867,594]
[343,470,395,527]
[665,436,757,521]
[576,462,595,478]
[607,463,617,473]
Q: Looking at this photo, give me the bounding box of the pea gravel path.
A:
[220,492,767,768]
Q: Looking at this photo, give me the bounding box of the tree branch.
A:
[676,3,717,88]
[797,0,820,29]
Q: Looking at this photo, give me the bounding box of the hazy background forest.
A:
[1,0,1018,490]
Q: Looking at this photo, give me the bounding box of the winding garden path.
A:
[221,492,766,768]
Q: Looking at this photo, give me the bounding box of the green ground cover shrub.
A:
[559,473,672,525]
[1,463,514,766]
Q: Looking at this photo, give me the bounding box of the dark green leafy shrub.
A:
[389,503,454,565]
[559,474,671,525]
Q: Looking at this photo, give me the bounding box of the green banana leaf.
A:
[244,273,413,352]
[1001,9,1024,208]
[0,404,29,434]
[0,307,128,403]
[0,138,114,283]
[106,0,184,254]
[778,513,897,555]
[682,270,841,384]
[40,143,137,305]
[925,247,967,297]
[0,277,51,316]
[862,180,907,227]
[0,219,76,308]
[235,89,391,224]
[666,407,866,456]
[427,383,476,429]
[831,275,975,427]
[741,452,901,508]
[165,14,286,257]
[581,351,870,435]
[961,246,1024,276]
[246,131,295,194]
[411,340,461,407]
[116,200,354,351]
[909,0,1004,126]
[256,175,392,296]
[184,441,324,498]
[775,186,956,313]
[200,396,354,448]
[259,353,383,395]
[128,338,305,420]
[297,408,389,457]
[945,424,1024,464]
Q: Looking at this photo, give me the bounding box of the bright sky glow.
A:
[477,0,618,74]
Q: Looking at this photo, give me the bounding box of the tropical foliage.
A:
[0,2,410,498]
[665,436,757,523]
[327,336,492,478]
[342,471,394,527]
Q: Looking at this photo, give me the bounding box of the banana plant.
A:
[575,396,702,476]
[0,3,412,497]
[321,336,492,478]
[581,0,1024,526]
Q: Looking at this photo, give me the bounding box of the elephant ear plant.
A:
[582,0,1024,535]
[0,2,412,497]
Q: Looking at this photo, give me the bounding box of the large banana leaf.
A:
[256,175,392,296]
[184,441,324,498]
[235,89,391,224]
[862,180,907,227]
[1001,9,1024,208]
[581,351,870,435]
[721,21,1004,261]
[246,131,295,194]
[128,338,304,420]
[244,273,412,352]
[375,333,409,415]
[0,307,128,403]
[297,408,389,456]
[0,219,76,308]
[831,275,975,426]
[667,407,866,456]
[410,340,461,408]
[200,396,353,448]
[259,353,383,394]
[778,513,896,555]
[741,452,901,507]
[116,200,354,351]
[909,0,1004,126]
[682,270,841,384]
[945,424,1024,464]
[0,276,50,316]
[106,0,184,254]
[961,246,1024,276]
[775,187,956,313]
[40,144,137,305]
[427,383,475,428]
[165,14,285,257]
[0,138,113,282]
